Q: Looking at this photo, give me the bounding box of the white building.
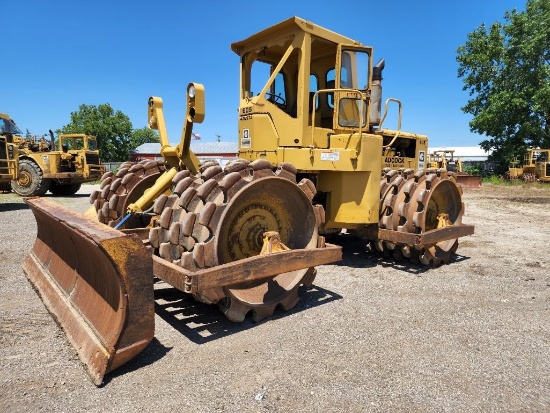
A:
[428,146,491,162]
[132,142,239,168]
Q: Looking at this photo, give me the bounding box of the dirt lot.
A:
[1,183,549,412]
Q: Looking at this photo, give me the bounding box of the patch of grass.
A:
[482,175,520,185]
[480,175,550,192]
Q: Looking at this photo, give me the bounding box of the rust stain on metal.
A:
[23,197,154,385]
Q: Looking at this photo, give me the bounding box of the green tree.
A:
[130,127,159,149]
[57,103,133,162]
[457,0,550,173]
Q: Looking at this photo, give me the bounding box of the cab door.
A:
[334,45,373,132]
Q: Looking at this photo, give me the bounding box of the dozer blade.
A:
[456,174,482,188]
[23,197,154,385]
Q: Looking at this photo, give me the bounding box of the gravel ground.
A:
[1,183,549,412]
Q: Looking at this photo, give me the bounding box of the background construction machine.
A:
[508,148,550,182]
[11,130,105,196]
[427,149,481,188]
[428,150,462,172]
[0,114,20,191]
[24,17,473,385]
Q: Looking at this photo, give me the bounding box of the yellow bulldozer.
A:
[508,148,550,182]
[23,17,474,385]
[427,149,481,188]
[0,114,20,191]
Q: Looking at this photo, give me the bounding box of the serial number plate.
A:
[320,152,339,161]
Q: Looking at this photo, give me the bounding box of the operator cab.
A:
[231,17,373,151]
[0,114,23,141]
[232,16,427,172]
[59,134,97,151]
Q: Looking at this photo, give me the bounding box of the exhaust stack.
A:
[369,58,385,127]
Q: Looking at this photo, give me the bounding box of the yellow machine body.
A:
[16,133,104,183]
[2,112,105,196]
[0,113,20,189]
[21,16,474,385]
[508,148,550,182]
[427,149,481,188]
[232,17,431,228]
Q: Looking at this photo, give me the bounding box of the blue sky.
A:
[3,0,526,148]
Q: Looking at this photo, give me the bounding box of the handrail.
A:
[378,98,403,148]
[310,88,367,146]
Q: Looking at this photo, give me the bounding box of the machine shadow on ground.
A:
[0,202,29,212]
[101,337,173,386]
[101,284,342,384]
[325,232,471,275]
[153,282,343,345]
[42,193,91,199]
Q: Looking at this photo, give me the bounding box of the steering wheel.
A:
[265,92,286,106]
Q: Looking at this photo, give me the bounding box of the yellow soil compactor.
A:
[508,148,550,182]
[427,150,482,188]
[23,17,474,385]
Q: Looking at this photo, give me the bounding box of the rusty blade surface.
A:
[23,197,154,385]
[456,174,482,188]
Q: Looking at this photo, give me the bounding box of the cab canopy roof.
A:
[230,16,361,57]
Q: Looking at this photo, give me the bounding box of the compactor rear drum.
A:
[378,168,464,266]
